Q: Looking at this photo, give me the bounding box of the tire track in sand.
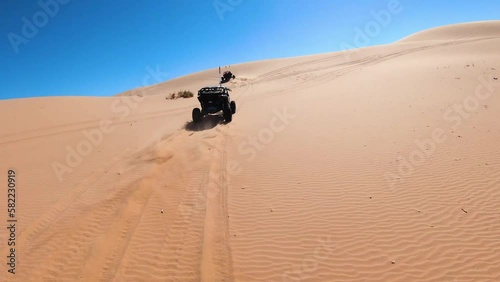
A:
[200,125,234,281]
[103,80,254,281]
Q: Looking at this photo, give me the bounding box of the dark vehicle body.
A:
[192,86,236,123]
[220,71,235,83]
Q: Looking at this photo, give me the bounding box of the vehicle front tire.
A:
[230,101,236,114]
[192,108,202,123]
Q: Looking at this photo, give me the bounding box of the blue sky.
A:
[1,0,499,100]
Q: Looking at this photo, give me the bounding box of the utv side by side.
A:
[192,86,236,123]
[220,71,235,83]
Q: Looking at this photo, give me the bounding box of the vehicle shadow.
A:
[184,115,225,131]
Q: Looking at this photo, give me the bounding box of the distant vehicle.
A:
[220,71,235,83]
[192,86,236,123]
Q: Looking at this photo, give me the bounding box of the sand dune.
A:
[1,21,500,281]
[400,21,500,42]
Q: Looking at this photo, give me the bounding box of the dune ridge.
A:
[399,20,500,42]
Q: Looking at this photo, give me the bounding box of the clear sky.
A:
[1,0,499,100]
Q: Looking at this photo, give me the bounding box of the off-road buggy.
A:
[192,86,236,123]
[220,71,235,83]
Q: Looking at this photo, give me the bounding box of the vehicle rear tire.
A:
[192,108,202,123]
[223,104,232,122]
[230,101,236,114]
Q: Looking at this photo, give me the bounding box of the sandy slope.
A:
[1,21,500,281]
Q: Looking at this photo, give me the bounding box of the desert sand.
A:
[1,21,500,281]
